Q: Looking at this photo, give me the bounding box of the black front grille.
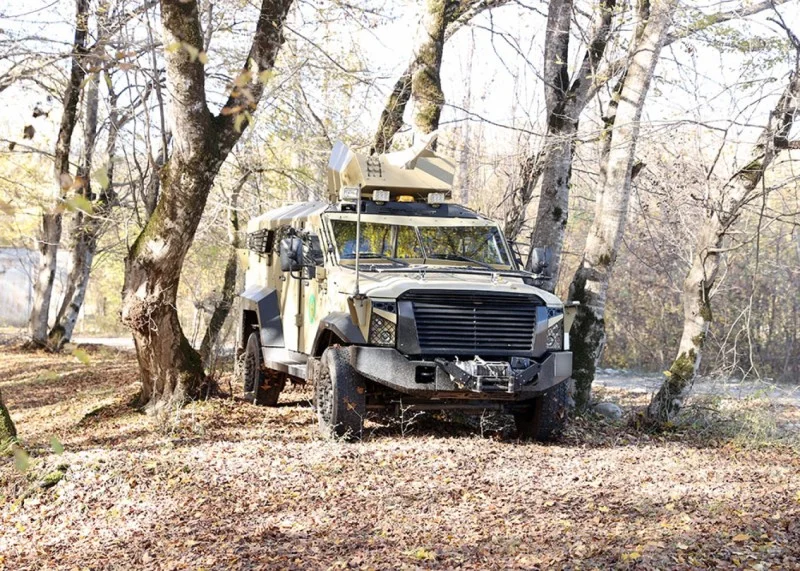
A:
[401,290,541,355]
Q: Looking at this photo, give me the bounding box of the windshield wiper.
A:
[347,252,409,267]
[426,253,494,270]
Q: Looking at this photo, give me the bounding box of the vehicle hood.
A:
[326,266,562,306]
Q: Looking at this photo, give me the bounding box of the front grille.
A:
[401,290,541,355]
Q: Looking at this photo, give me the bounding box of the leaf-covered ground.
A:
[1,346,799,570]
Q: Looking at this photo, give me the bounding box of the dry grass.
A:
[1,346,799,570]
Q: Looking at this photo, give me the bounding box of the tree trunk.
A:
[648,52,800,422]
[49,46,102,350]
[27,0,90,347]
[409,0,452,140]
[372,0,510,153]
[569,0,677,410]
[199,178,243,367]
[504,0,616,293]
[121,0,292,407]
[0,389,16,448]
[526,121,576,286]
[122,154,220,405]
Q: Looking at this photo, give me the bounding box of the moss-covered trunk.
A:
[0,389,16,447]
[121,153,220,406]
[647,56,800,422]
[121,0,292,407]
[647,222,720,422]
[373,1,511,152]
[568,0,677,409]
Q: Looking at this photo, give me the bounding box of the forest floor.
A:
[1,345,799,570]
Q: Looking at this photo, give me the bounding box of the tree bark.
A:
[569,0,678,411]
[648,52,800,422]
[0,389,16,448]
[372,0,510,153]
[120,0,293,408]
[27,0,90,347]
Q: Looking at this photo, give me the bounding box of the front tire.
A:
[514,380,569,441]
[314,347,366,440]
[242,332,285,406]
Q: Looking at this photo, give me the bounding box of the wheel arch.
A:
[311,312,366,357]
[238,285,284,350]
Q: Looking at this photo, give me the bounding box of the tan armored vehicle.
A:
[238,136,575,440]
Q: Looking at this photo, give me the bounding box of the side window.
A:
[307,234,324,265]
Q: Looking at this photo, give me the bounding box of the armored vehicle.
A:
[238,135,576,440]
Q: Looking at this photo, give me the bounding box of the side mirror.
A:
[279,236,304,272]
[530,247,552,275]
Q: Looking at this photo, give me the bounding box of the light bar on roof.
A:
[340,186,360,201]
[372,190,390,202]
[427,192,446,205]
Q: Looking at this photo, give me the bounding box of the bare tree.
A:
[647,23,800,422]
[567,0,678,410]
[27,0,90,347]
[119,0,294,407]
[198,171,247,367]
[503,0,616,291]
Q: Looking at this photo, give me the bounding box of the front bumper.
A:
[348,346,572,401]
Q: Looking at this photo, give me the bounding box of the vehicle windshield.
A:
[329,219,512,268]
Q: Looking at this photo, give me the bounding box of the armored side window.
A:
[307,234,324,266]
[247,229,275,259]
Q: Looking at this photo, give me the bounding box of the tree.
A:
[568,0,678,410]
[503,0,616,291]
[197,171,246,367]
[647,23,800,422]
[372,0,510,153]
[120,0,294,407]
[27,0,90,347]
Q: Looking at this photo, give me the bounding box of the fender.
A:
[311,312,367,356]
[239,285,284,348]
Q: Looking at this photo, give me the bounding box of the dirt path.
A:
[1,347,799,569]
[595,370,800,407]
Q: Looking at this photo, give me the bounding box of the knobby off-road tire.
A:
[242,332,285,406]
[514,380,569,441]
[314,347,366,441]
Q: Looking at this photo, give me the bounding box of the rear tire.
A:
[314,347,366,440]
[514,380,569,441]
[242,332,285,406]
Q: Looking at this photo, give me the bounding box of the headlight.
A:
[546,320,563,350]
[369,303,396,347]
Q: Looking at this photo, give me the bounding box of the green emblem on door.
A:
[308,293,317,323]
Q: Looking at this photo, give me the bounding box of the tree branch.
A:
[215,0,293,153]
